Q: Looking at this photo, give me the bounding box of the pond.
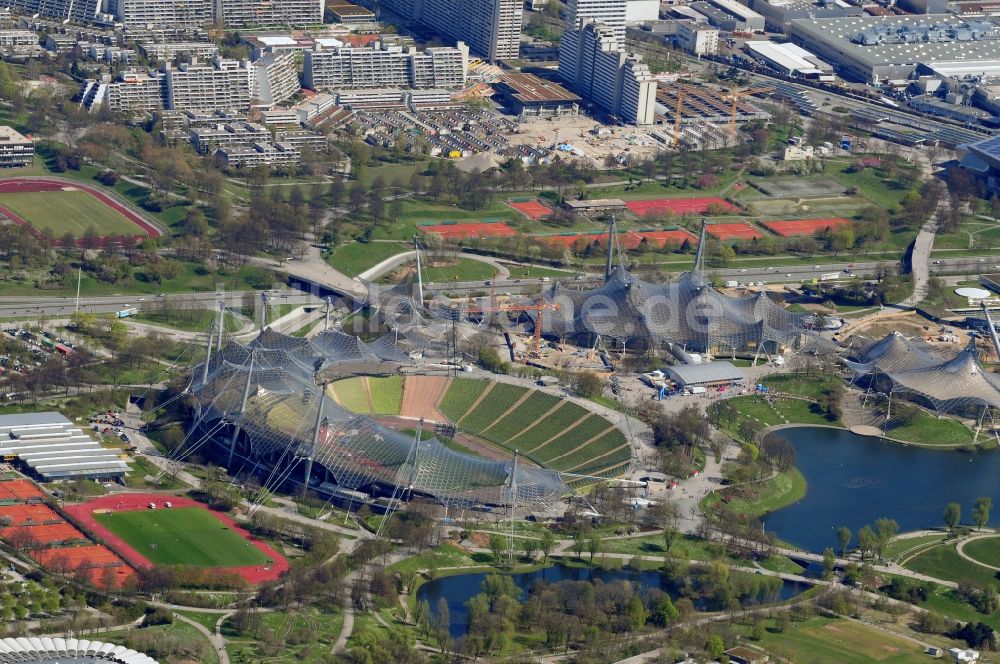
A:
[763,427,1000,553]
[416,564,809,637]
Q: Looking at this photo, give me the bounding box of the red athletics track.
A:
[65,493,289,585]
[0,177,163,247]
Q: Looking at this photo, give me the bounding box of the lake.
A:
[416,565,808,637]
[763,427,1000,553]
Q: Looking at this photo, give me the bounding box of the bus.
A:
[116,307,138,318]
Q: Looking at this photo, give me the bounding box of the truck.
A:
[724,280,739,288]
[820,272,840,281]
[688,386,707,395]
[116,307,138,318]
[840,134,854,151]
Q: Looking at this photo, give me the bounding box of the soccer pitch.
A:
[0,189,146,237]
[100,507,271,568]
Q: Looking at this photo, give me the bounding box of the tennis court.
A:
[753,177,846,198]
[421,221,517,239]
[1,523,85,544]
[626,197,737,216]
[508,199,553,219]
[0,479,43,502]
[0,503,62,526]
[762,218,851,237]
[705,222,764,240]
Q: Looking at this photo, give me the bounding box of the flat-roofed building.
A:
[190,121,271,153]
[747,0,860,33]
[250,51,300,109]
[380,0,522,62]
[164,57,251,112]
[217,0,323,28]
[665,361,743,388]
[112,0,212,30]
[494,73,581,117]
[327,0,375,23]
[217,141,301,167]
[744,40,834,80]
[0,126,33,167]
[8,0,105,27]
[137,41,219,62]
[0,412,130,481]
[305,41,468,91]
[676,21,718,55]
[0,30,38,49]
[559,20,657,125]
[788,15,1000,84]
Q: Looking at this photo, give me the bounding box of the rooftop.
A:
[0,125,31,143]
[790,15,1000,67]
[327,1,375,16]
[498,73,581,104]
[665,361,744,385]
[0,412,130,481]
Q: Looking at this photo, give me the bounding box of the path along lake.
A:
[762,426,1000,553]
[417,565,808,638]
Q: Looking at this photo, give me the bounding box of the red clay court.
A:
[508,199,553,219]
[66,493,289,585]
[705,222,764,240]
[540,228,698,250]
[0,503,61,525]
[420,221,517,240]
[762,218,851,237]
[0,177,163,246]
[3,523,87,544]
[626,197,738,216]
[0,479,44,502]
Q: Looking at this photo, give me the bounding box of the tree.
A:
[874,517,898,559]
[624,595,646,631]
[822,547,836,579]
[857,525,876,559]
[944,502,962,534]
[488,534,506,565]
[586,532,602,564]
[539,530,555,563]
[572,371,604,398]
[973,497,992,531]
[705,634,725,659]
[837,526,852,558]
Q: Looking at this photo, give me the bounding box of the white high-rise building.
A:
[559,20,657,125]
[304,41,469,91]
[565,0,627,38]
[164,57,251,112]
[216,0,323,27]
[380,0,521,62]
[250,51,300,109]
[111,0,212,29]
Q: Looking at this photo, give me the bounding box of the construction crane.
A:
[460,298,561,358]
[722,85,773,138]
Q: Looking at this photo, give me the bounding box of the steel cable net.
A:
[191,330,568,508]
[846,332,1000,415]
[529,268,810,353]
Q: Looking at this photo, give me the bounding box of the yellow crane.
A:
[722,85,773,138]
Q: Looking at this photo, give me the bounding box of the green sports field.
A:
[100,507,271,567]
[0,189,146,237]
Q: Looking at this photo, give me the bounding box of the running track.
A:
[0,177,164,247]
[64,493,289,585]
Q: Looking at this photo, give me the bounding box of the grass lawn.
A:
[754,616,933,663]
[905,543,1000,589]
[961,536,1000,568]
[501,263,578,278]
[369,375,403,414]
[0,189,147,238]
[327,241,408,277]
[884,533,948,561]
[760,373,842,400]
[418,257,498,283]
[702,468,807,519]
[132,308,242,333]
[884,411,974,446]
[223,606,343,664]
[328,377,371,413]
[100,506,271,567]
[601,533,731,561]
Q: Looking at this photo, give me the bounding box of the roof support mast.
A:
[605,214,617,281]
[414,235,424,305]
[216,299,225,351]
[227,349,255,468]
[982,303,1000,362]
[201,320,216,387]
[302,380,326,496]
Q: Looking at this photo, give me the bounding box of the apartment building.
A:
[137,41,219,62]
[164,57,251,112]
[565,0,628,38]
[8,0,106,26]
[190,121,271,153]
[250,51,300,109]
[0,126,34,168]
[559,20,657,125]
[110,0,212,30]
[216,0,323,28]
[380,0,522,61]
[216,142,300,167]
[80,70,167,115]
[304,41,468,91]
